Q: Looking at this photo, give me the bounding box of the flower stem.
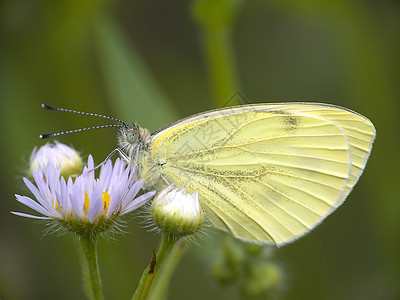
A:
[192,0,242,107]
[148,238,188,300]
[132,235,182,300]
[203,26,240,107]
[80,236,104,300]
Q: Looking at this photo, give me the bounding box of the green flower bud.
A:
[241,262,283,298]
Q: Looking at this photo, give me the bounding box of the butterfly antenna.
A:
[40,103,132,139]
[40,124,121,139]
[41,103,130,127]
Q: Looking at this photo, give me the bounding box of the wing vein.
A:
[220,177,299,239]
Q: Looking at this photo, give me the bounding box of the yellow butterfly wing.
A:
[149,103,375,245]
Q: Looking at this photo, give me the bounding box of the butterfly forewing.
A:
[147,103,375,245]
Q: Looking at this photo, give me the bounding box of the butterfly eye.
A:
[126,129,139,145]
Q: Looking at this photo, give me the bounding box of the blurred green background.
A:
[1,0,399,299]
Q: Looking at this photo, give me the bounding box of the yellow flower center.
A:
[55,200,60,213]
[82,190,111,216]
[102,191,111,213]
[84,190,90,213]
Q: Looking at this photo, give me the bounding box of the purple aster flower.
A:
[14,155,156,237]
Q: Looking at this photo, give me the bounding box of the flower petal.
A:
[71,177,84,218]
[122,191,156,214]
[23,178,59,216]
[87,182,103,223]
[11,211,51,220]
[120,179,144,209]
[15,195,53,217]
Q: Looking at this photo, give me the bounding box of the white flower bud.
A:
[29,141,83,178]
[151,185,204,236]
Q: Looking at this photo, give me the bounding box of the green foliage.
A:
[212,235,284,299]
[192,0,243,31]
[93,17,177,130]
[191,0,242,106]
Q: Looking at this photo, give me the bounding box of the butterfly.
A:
[42,102,375,245]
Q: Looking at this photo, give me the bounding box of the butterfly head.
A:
[117,123,151,158]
